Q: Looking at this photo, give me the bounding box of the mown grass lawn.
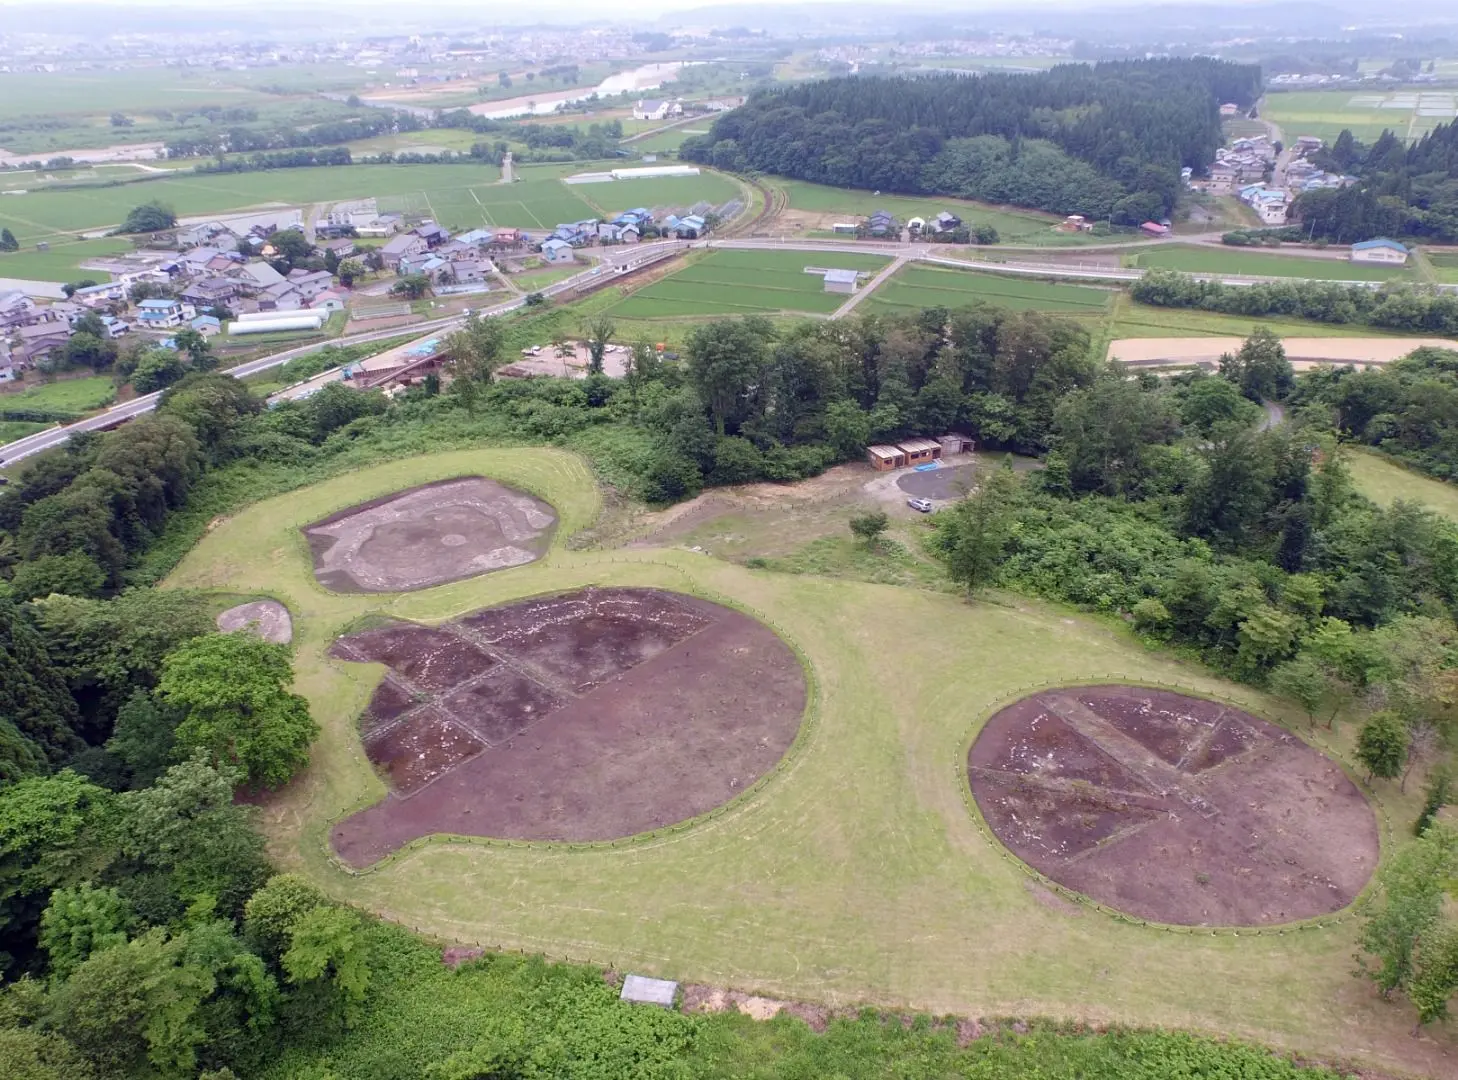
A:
[1346,448,1458,521]
[156,446,1449,1078]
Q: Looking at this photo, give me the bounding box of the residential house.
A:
[286,269,335,301]
[181,277,242,308]
[134,297,194,329]
[1295,135,1325,153]
[257,282,303,311]
[97,315,129,338]
[71,281,128,307]
[488,228,524,251]
[865,210,894,238]
[11,321,72,366]
[632,99,681,121]
[449,260,492,284]
[317,237,357,259]
[380,232,428,270]
[934,211,961,232]
[539,238,576,264]
[413,221,451,248]
[189,315,222,337]
[354,212,404,239]
[619,224,640,244]
[1140,221,1171,237]
[227,261,288,294]
[700,97,745,112]
[1219,102,1240,117]
[455,228,495,249]
[1350,238,1409,264]
[310,290,348,313]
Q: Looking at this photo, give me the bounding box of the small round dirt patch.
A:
[303,477,555,593]
[216,600,293,644]
[968,686,1378,926]
[329,587,807,866]
[896,464,977,500]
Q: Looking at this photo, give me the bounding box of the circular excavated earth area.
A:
[968,686,1379,926]
[216,600,293,644]
[896,463,977,500]
[329,587,807,867]
[302,477,556,593]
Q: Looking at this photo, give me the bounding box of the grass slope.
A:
[1346,449,1458,520]
[0,374,117,413]
[159,448,1446,1078]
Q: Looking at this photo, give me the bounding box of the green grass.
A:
[0,419,49,442]
[864,264,1113,316]
[0,236,135,283]
[777,180,1132,246]
[1427,250,1458,284]
[1346,449,1458,520]
[605,248,890,318]
[0,374,116,413]
[0,162,742,243]
[629,126,711,153]
[1133,245,1411,281]
[157,447,1434,1077]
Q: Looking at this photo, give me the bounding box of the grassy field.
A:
[605,248,890,318]
[863,264,1114,317]
[1427,250,1458,284]
[0,419,48,442]
[1260,89,1456,146]
[1132,245,1411,281]
[0,374,117,413]
[1346,449,1458,520]
[628,125,712,154]
[0,163,741,242]
[0,236,136,283]
[778,181,1073,243]
[156,448,1453,1079]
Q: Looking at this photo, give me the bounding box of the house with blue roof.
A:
[135,297,194,329]
[540,237,576,264]
[1350,238,1409,265]
[673,215,707,239]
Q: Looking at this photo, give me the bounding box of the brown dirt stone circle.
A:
[329,587,807,867]
[967,686,1379,926]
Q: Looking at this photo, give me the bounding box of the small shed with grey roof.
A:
[823,268,860,294]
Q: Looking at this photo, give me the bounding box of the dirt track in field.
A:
[329,587,806,866]
[968,686,1378,926]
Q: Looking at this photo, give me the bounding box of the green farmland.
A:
[1132,244,1411,281]
[864,264,1114,316]
[0,163,741,245]
[0,236,136,284]
[605,248,890,318]
[1260,89,1456,146]
[1428,250,1458,283]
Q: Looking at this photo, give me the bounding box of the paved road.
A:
[0,247,676,466]
[831,254,907,318]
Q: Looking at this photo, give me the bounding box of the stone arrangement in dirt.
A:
[329,587,806,866]
[216,600,293,644]
[968,686,1378,926]
[302,477,556,593]
[896,464,977,501]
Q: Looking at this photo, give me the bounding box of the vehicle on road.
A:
[907,497,933,513]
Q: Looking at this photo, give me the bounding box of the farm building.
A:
[940,434,975,457]
[832,222,859,235]
[1350,238,1409,264]
[823,268,860,294]
[632,100,682,122]
[866,438,946,471]
[1140,222,1171,237]
[898,438,942,466]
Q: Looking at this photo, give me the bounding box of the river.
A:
[467,62,699,120]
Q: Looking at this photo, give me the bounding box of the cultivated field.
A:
[0,374,117,413]
[1261,89,1456,145]
[605,248,891,318]
[863,264,1114,316]
[161,447,1450,1078]
[0,236,135,283]
[1132,244,1411,281]
[0,163,740,243]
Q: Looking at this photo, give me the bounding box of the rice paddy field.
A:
[1131,244,1412,281]
[1261,89,1455,146]
[862,264,1114,317]
[1427,250,1458,284]
[0,236,136,283]
[604,248,891,318]
[0,163,742,245]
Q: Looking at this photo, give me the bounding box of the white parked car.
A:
[907,497,933,513]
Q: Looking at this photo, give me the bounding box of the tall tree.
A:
[583,314,615,376]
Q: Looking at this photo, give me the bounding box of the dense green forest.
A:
[4,301,1458,1074]
[682,59,1262,221]
[1293,121,1458,243]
